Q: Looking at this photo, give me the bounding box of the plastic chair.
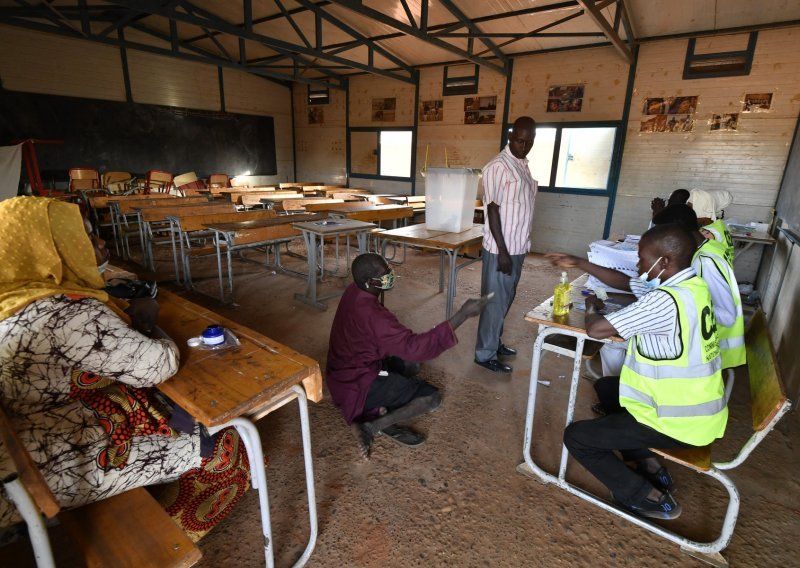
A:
[68,168,100,192]
[143,170,174,195]
[173,172,207,196]
[102,171,134,195]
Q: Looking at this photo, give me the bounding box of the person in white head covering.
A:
[688,189,735,265]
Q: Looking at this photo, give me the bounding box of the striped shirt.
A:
[481,145,538,255]
[605,267,697,360]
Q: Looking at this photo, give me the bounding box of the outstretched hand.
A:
[449,294,491,330]
[545,252,580,268]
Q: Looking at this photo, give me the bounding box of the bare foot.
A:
[377,406,388,417]
[351,422,374,460]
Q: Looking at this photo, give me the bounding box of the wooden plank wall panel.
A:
[509,46,629,123]
[508,46,628,254]
[349,75,416,127]
[531,193,610,255]
[127,51,220,111]
[348,75,416,192]
[293,84,347,185]
[415,65,508,195]
[611,28,800,281]
[224,69,293,183]
[0,25,125,101]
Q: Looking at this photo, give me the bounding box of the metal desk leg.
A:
[214,232,225,303]
[438,251,445,293]
[294,230,327,310]
[445,249,458,319]
[207,386,318,568]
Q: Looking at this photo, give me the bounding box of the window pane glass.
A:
[528,127,556,186]
[380,131,412,177]
[351,131,378,175]
[554,127,616,190]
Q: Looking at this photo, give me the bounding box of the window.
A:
[506,123,619,193]
[349,128,413,180]
[307,83,330,105]
[683,32,757,80]
[443,64,479,96]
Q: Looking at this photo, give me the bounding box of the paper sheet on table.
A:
[586,238,639,294]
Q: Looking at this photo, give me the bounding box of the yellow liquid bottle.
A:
[552,271,572,316]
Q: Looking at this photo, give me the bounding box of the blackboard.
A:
[0,88,277,181]
[776,113,800,232]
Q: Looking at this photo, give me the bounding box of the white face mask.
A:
[639,256,664,289]
[98,260,109,274]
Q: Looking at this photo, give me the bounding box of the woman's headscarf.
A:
[0,196,127,321]
[688,188,733,221]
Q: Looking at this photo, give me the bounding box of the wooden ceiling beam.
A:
[575,0,632,63]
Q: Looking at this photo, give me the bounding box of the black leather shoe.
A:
[498,344,517,356]
[474,359,513,373]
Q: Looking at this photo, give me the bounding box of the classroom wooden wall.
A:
[0,24,293,184]
[508,46,629,254]
[293,83,347,185]
[611,28,800,280]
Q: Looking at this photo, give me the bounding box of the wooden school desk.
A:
[318,204,413,227]
[156,289,322,568]
[201,214,321,304]
[291,218,376,310]
[378,224,483,318]
[730,229,777,260]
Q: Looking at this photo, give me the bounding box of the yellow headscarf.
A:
[0,196,128,321]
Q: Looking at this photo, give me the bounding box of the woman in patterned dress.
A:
[0,196,250,541]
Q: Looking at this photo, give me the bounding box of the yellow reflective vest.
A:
[619,276,727,446]
[703,219,734,267]
[694,242,746,369]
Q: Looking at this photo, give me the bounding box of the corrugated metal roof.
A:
[0,0,798,86]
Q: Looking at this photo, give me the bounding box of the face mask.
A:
[98,260,109,274]
[370,269,395,290]
[638,256,664,289]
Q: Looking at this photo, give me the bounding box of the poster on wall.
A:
[741,93,773,113]
[710,113,739,131]
[546,85,584,112]
[308,107,324,125]
[640,95,698,132]
[420,100,443,122]
[464,96,496,124]
[372,97,396,122]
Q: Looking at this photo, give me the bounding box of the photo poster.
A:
[546,85,584,112]
[308,106,324,125]
[710,113,739,132]
[371,97,396,122]
[742,93,773,113]
[464,95,497,124]
[639,95,697,133]
[420,99,443,122]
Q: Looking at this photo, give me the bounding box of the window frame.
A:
[502,121,622,196]
[442,64,480,96]
[348,126,414,182]
[307,83,330,105]
[682,32,757,80]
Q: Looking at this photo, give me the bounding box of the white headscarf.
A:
[689,189,733,221]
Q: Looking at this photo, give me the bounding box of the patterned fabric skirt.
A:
[154,427,252,542]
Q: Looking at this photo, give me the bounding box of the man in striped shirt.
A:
[548,225,727,520]
[474,116,538,373]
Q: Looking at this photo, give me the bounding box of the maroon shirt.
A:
[326,283,458,424]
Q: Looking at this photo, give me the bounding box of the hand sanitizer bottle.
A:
[552,271,572,316]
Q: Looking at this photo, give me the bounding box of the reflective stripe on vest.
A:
[704,220,734,266]
[694,243,746,369]
[619,276,727,446]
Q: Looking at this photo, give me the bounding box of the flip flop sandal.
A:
[380,425,426,447]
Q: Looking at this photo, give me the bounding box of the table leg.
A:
[445,249,458,319]
[206,386,318,568]
[438,251,445,293]
[294,230,327,310]
[214,232,225,303]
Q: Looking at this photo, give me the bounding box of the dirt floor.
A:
[61,240,800,566]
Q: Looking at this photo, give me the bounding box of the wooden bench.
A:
[647,309,792,566]
[0,404,201,568]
